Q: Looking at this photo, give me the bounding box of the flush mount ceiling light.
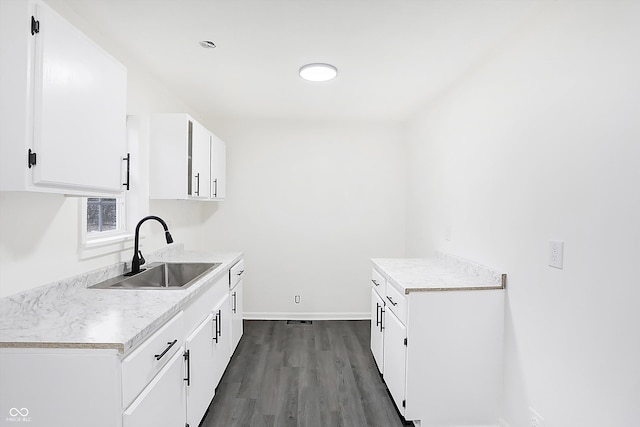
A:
[199,40,216,49]
[299,63,338,82]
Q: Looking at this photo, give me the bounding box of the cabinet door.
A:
[383,309,407,416]
[185,313,216,427]
[32,1,127,194]
[189,120,211,198]
[212,294,231,387]
[210,133,226,199]
[123,347,187,427]
[230,280,243,353]
[370,288,385,374]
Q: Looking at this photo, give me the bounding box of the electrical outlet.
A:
[294,295,301,304]
[548,240,564,269]
[529,407,545,427]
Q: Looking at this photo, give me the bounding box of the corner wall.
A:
[405,1,640,425]
[202,119,407,318]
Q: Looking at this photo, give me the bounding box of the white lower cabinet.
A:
[230,280,243,352]
[0,258,245,427]
[123,348,186,427]
[212,294,232,387]
[185,313,216,427]
[229,259,245,353]
[382,308,407,416]
[370,287,385,374]
[370,264,505,426]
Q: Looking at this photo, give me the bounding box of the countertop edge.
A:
[372,257,507,293]
[0,341,124,352]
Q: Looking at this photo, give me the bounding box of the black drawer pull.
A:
[213,315,219,343]
[184,350,191,386]
[371,279,380,286]
[122,153,131,190]
[232,291,237,313]
[386,296,398,306]
[237,270,244,276]
[154,339,178,360]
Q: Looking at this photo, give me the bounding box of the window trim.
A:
[79,196,134,257]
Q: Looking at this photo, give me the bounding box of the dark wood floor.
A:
[200,320,406,427]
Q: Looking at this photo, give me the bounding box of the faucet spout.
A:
[126,215,174,276]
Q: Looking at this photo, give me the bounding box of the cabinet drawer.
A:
[123,347,186,427]
[385,282,407,325]
[230,259,245,289]
[122,311,185,408]
[371,268,386,296]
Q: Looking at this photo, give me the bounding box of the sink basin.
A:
[89,262,221,290]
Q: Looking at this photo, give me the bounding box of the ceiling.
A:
[56,0,543,121]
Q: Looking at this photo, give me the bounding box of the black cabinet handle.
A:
[122,153,131,190]
[213,315,219,343]
[232,292,237,313]
[195,173,200,196]
[183,350,190,386]
[154,339,177,360]
[237,270,244,276]
[213,178,218,197]
[386,296,398,306]
[217,309,222,337]
[371,279,380,287]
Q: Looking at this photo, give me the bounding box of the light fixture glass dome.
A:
[299,63,338,82]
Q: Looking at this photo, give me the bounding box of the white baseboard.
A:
[243,312,370,321]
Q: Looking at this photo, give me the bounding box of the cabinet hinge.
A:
[402,399,406,408]
[28,149,37,168]
[404,337,407,346]
[31,16,40,35]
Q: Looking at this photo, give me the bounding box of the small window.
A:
[87,198,118,233]
[81,196,130,251]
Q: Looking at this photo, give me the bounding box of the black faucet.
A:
[126,215,174,276]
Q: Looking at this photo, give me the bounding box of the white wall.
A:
[405,1,640,426]
[201,119,406,318]
[0,0,210,297]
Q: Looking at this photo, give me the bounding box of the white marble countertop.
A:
[0,247,242,354]
[372,254,506,294]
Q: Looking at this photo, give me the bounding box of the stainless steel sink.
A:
[89,262,221,290]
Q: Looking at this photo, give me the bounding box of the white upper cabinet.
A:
[0,0,128,196]
[190,120,211,199]
[210,133,226,200]
[150,113,226,201]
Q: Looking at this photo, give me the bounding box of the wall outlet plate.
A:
[548,240,564,269]
[529,407,545,427]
